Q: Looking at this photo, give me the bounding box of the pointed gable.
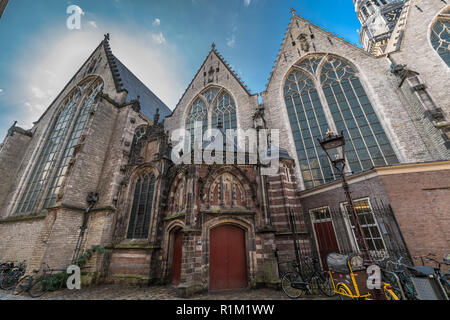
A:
[33,34,170,128]
[165,44,258,134]
[173,44,252,113]
[265,12,373,92]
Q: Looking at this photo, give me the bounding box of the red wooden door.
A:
[314,221,340,270]
[210,225,247,291]
[172,231,183,285]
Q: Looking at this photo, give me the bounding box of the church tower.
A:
[355,0,405,55]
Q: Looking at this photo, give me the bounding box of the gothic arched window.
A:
[283,55,399,190]
[127,173,156,239]
[44,80,104,208]
[284,59,337,189]
[185,87,237,149]
[15,78,103,214]
[15,90,80,214]
[185,98,208,148]
[130,125,149,163]
[431,8,450,67]
[212,91,237,131]
[320,57,398,174]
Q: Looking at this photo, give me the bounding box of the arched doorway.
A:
[209,225,247,291]
[171,230,183,285]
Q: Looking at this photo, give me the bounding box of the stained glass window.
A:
[296,55,323,75]
[320,57,399,174]
[283,55,399,189]
[185,87,237,149]
[284,64,337,189]
[212,91,237,131]
[16,90,80,214]
[127,174,156,239]
[185,97,208,149]
[431,8,450,67]
[43,80,104,208]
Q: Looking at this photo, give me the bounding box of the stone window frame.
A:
[14,76,104,215]
[282,54,399,190]
[339,197,388,257]
[184,85,238,148]
[125,167,159,240]
[429,6,450,68]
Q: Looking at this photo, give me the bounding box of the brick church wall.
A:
[380,168,450,266]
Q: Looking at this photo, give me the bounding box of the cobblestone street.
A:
[0,284,336,300]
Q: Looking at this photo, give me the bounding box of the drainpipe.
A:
[72,192,99,263]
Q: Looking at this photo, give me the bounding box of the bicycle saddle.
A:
[327,253,350,273]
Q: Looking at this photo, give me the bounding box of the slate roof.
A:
[103,36,172,122]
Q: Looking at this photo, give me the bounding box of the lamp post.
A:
[317,130,371,264]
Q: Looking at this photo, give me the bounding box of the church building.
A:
[0,0,448,297]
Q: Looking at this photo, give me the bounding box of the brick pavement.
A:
[0,284,336,300]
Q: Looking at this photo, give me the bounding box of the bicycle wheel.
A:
[12,275,30,295]
[281,271,307,299]
[29,278,51,298]
[336,283,352,300]
[0,273,19,290]
[401,277,418,300]
[317,272,336,297]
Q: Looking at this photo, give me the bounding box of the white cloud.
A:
[244,0,251,6]
[153,18,161,26]
[227,24,238,48]
[152,32,166,45]
[88,21,98,29]
[8,23,187,130]
[0,89,3,95]
[226,34,236,48]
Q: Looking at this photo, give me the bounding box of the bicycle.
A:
[327,253,399,300]
[281,257,336,299]
[0,261,26,291]
[0,261,14,286]
[423,253,450,297]
[381,256,418,300]
[13,263,68,298]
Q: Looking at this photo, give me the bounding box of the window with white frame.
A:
[341,198,386,253]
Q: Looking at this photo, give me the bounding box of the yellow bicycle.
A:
[327,253,399,300]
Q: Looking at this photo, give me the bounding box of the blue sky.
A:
[0,0,361,139]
